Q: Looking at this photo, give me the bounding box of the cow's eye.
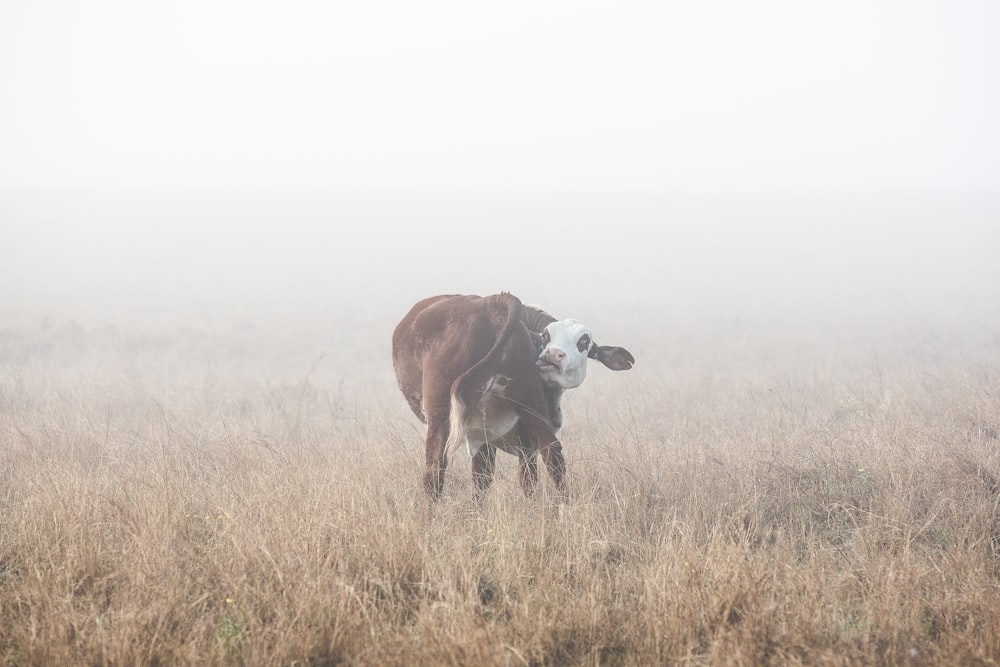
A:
[577,334,591,353]
[541,330,550,344]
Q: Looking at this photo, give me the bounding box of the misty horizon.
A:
[3,189,997,343]
[2,2,998,341]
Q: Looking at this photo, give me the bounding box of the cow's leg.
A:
[540,438,566,490]
[505,373,562,496]
[472,442,497,508]
[517,448,539,495]
[422,377,452,499]
[424,415,449,498]
[471,442,497,493]
[513,422,539,494]
[517,414,565,492]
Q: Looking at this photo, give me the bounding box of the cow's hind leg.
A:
[471,443,497,494]
[421,374,454,500]
[423,414,450,499]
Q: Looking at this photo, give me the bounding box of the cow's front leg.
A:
[518,414,564,493]
[539,438,565,491]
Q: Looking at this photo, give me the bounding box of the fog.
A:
[3,1,999,192]
[4,8,1000,661]
[2,2,999,341]
[3,191,997,342]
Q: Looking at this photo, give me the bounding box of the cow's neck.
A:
[543,384,565,432]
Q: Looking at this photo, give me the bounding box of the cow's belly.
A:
[463,407,519,456]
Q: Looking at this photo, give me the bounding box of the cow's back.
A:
[392,295,454,421]
[392,294,517,422]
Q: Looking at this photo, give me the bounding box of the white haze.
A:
[1,1,998,342]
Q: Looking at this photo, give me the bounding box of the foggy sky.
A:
[1,1,998,193]
[2,2,998,333]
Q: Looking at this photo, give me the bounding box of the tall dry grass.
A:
[1,309,999,665]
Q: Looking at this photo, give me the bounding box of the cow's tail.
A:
[446,293,523,456]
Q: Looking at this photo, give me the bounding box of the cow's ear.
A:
[592,345,635,371]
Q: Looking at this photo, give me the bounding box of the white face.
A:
[536,319,594,389]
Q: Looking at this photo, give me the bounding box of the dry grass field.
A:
[2,292,999,666]
[2,190,999,666]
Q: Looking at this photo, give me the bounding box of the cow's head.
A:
[535,319,635,389]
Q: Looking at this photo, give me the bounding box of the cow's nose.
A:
[545,348,566,363]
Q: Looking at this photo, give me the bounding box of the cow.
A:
[391,292,635,499]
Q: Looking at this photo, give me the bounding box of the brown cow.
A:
[392,292,634,499]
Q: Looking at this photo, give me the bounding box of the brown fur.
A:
[392,293,564,499]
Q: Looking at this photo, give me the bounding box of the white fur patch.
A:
[448,375,520,458]
[538,319,594,389]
